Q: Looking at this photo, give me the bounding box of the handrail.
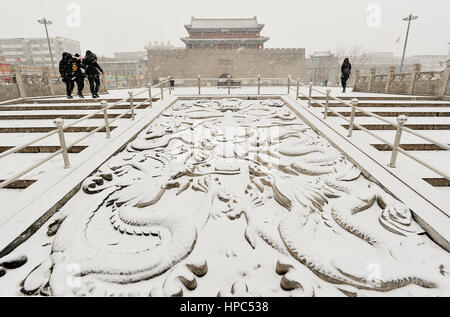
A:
[6,74,447,191]
[0,79,170,189]
[0,76,293,189]
[292,80,450,180]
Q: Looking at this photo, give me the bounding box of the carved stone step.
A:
[328,111,450,117]
[0,114,133,120]
[0,145,87,154]
[299,96,442,101]
[423,178,450,187]
[0,179,36,189]
[372,144,450,151]
[342,124,450,131]
[0,105,150,111]
[0,126,116,133]
[14,96,153,104]
[313,102,450,108]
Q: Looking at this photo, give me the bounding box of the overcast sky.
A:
[1,0,449,57]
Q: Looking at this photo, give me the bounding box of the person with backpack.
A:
[82,50,104,98]
[59,52,75,99]
[341,58,352,93]
[72,53,86,98]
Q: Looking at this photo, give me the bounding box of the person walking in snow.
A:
[169,76,175,92]
[59,52,75,99]
[341,58,352,93]
[73,53,86,98]
[82,50,104,98]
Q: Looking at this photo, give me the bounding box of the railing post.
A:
[308,82,313,107]
[353,70,360,91]
[53,118,70,168]
[45,67,55,96]
[102,73,108,93]
[11,65,26,99]
[148,83,153,108]
[257,75,261,95]
[296,78,300,100]
[385,66,396,93]
[409,64,421,95]
[368,68,376,93]
[227,75,231,94]
[439,60,450,97]
[348,98,359,137]
[128,91,135,120]
[197,75,201,95]
[324,89,331,119]
[168,76,172,95]
[287,75,291,94]
[101,100,111,139]
[389,115,408,168]
[160,80,164,100]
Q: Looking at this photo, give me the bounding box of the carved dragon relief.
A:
[13,98,450,297]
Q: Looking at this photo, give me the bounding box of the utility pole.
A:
[400,14,418,73]
[37,17,55,69]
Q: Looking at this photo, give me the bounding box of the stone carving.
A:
[0,254,28,280]
[16,98,450,296]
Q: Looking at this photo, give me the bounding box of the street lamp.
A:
[399,14,418,73]
[37,17,55,69]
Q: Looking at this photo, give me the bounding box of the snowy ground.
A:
[0,88,449,297]
[0,96,449,297]
[0,90,151,199]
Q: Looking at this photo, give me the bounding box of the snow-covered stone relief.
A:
[5,98,450,296]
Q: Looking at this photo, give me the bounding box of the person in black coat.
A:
[72,53,86,98]
[59,52,75,99]
[341,58,352,93]
[82,50,104,98]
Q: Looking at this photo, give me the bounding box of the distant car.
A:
[217,74,241,88]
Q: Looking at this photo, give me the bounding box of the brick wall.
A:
[147,48,306,83]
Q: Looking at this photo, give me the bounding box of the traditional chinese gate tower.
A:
[181,17,270,50]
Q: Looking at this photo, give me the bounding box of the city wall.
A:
[147,48,306,83]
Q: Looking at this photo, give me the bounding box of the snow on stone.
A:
[1,97,449,297]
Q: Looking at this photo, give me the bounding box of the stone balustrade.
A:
[0,64,108,102]
[353,61,450,97]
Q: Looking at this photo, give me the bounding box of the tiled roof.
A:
[189,17,260,29]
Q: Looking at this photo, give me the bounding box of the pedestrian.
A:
[73,53,86,98]
[341,58,352,93]
[82,50,104,98]
[169,76,175,92]
[59,52,75,99]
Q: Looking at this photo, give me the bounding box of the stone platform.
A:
[0,89,449,297]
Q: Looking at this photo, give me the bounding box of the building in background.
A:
[181,17,269,50]
[145,41,177,51]
[306,51,338,86]
[408,55,447,71]
[0,37,81,67]
[148,17,305,84]
[99,52,147,89]
[113,51,147,60]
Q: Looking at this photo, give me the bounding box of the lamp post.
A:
[37,17,55,69]
[399,14,418,73]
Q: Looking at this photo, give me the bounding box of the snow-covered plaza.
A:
[0,85,449,296]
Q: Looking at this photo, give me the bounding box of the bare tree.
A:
[334,45,372,83]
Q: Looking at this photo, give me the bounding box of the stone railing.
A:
[0,64,108,102]
[353,60,450,97]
